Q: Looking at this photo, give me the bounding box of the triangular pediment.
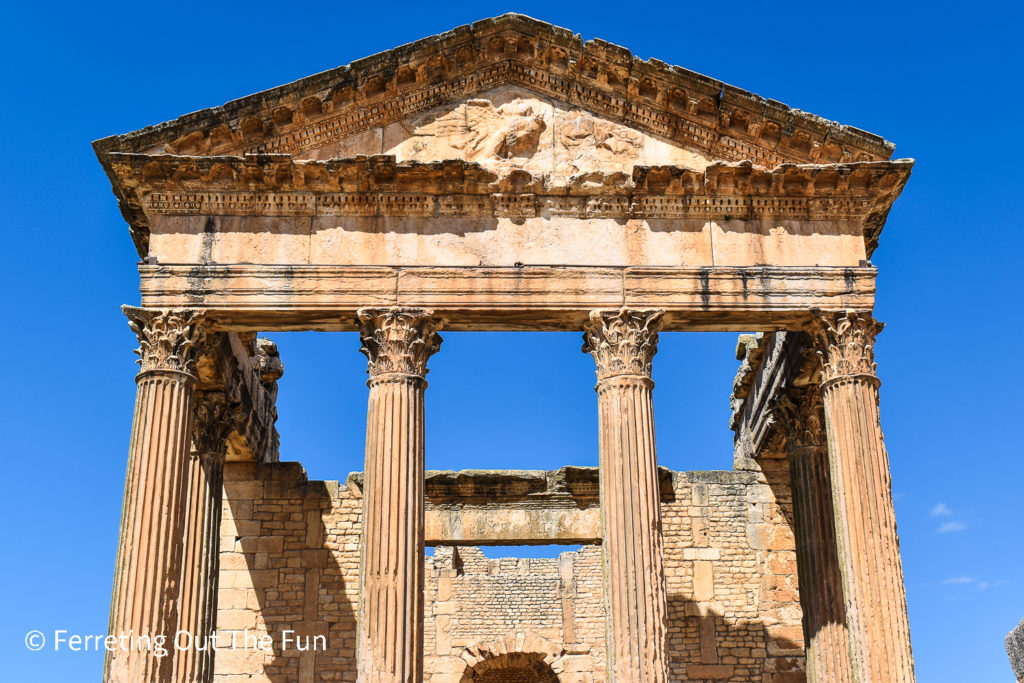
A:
[95,14,894,171]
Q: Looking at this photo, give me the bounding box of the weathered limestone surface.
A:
[349,467,606,545]
[175,391,232,683]
[1008,618,1024,682]
[106,308,204,683]
[137,264,880,333]
[776,387,853,682]
[107,154,908,272]
[357,308,443,683]
[584,309,669,682]
[811,312,915,682]
[732,326,916,682]
[96,13,916,683]
[215,464,805,682]
[95,15,894,192]
[303,86,713,176]
[95,13,913,337]
[195,332,282,464]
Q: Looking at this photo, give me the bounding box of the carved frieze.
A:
[94,16,893,170]
[95,16,909,259]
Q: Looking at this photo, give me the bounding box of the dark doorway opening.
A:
[461,651,560,682]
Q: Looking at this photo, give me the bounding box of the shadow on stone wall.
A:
[758,441,850,675]
[666,593,805,683]
[219,463,808,682]
[222,462,356,682]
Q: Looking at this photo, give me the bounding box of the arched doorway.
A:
[460,651,559,682]
[458,634,565,682]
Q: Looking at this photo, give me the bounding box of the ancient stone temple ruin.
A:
[94,14,915,683]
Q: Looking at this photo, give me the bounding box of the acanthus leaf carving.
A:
[809,310,884,387]
[772,386,826,450]
[123,306,205,376]
[358,307,443,379]
[192,391,236,457]
[582,309,664,381]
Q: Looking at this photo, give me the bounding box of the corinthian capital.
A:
[193,391,236,457]
[358,307,443,379]
[809,310,884,386]
[123,306,205,376]
[582,309,665,382]
[772,386,826,451]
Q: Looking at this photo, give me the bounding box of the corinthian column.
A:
[357,307,443,683]
[582,309,668,683]
[810,311,915,682]
[175,390,233,683]
[775,386,853,682]
[106,307,205,683]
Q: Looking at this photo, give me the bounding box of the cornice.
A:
[92,15,893,169]
[106,154,912,257]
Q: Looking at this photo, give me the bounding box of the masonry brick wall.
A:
[215,463,805,683]
[424,546,601,682]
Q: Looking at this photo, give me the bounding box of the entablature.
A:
[104,153,911,258]
[137,264,877,332]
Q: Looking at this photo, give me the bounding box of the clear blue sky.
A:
[1,1,1021,680]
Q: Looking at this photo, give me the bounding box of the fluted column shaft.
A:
[357,308,442,683]
[812,311,915,682]
[106,308,204,683]
[175,391,232,683]
[583,309,668,683]
[777,387,853,682]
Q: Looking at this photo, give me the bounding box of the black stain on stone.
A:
[200,216,217,265]
[699,267,710,309]
[843,267,855,293]
[184,264,208,306]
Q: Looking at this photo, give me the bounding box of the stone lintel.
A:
[344,467,672,545]
[427,508,601,546]
[139,265,876,332]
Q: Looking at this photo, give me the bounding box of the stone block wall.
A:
[425,546,603,682]
[214,463,804,682]
[662,469,803,682]
[217,463,360,682]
